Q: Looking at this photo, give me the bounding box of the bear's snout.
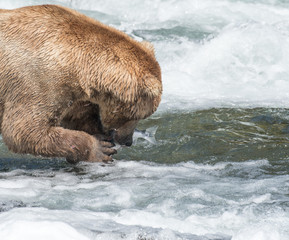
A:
[114,131,133,147]
[108,129,116,142]
[124,139,133,147]
[107,129,132,146]
[109,120,138,147]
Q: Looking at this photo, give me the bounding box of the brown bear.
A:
[0,5,162,163]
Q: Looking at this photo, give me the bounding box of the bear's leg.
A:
[1,106,116,163]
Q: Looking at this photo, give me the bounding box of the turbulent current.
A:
[1,0,289,239]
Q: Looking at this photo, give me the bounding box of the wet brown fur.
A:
[0,5,162,163]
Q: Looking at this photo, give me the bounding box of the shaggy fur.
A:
[0,5,162,163]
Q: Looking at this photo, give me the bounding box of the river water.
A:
[0,0,289,239]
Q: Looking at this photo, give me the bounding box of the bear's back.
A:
[0,5,129,50]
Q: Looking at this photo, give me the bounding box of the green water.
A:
[116,108,289,169]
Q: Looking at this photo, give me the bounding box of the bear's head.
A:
[78,39,162,146]
[97,71,161,146]
[98,82,161,146]
[91,41,162,146]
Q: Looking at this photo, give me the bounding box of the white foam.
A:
[159,28,289,110]
[232,225,282,240]
[0,160,288,239]
[0,219,89,240]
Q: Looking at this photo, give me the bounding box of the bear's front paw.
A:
[98,140,117,163]
[65,133,117,164]
[84,138,117,163]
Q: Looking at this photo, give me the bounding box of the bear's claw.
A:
[100,141,114,148]
[99,140,117,163]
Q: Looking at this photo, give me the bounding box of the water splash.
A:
[133,126,158,145]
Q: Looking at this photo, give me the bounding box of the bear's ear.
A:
[143,75,162,98]
[141,41,155,56]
